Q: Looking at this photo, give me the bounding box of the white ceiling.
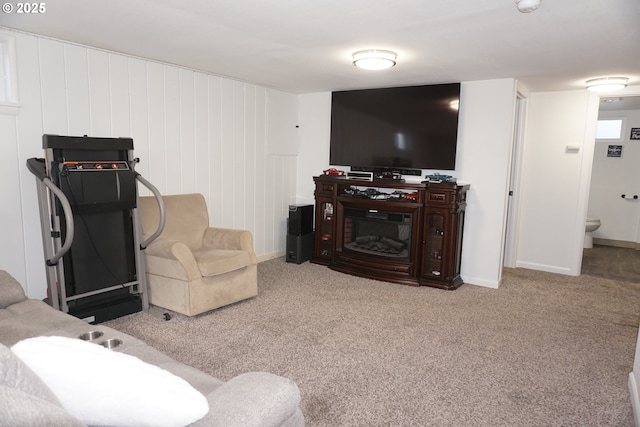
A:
[1,0,639,94]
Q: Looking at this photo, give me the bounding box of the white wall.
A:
[516,90,600,275]
[0,29,298,299]
[589,108,640,245]
[296,93,331,205]
[298,79,518,288]
[0,109,24,296]
[456,79,517,287]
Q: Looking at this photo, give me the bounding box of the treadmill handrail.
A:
[27,158,74,266]
[26,158,47,181]
[136,174,165,249]
[43,177,74,266]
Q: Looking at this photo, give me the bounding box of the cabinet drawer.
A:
[427,190,455,204]
[316,182,335,196]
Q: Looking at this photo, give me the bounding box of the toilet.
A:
[584,218,601,249]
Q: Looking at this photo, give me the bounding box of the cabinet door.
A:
[423,211,446,279]
[315,199,334,261]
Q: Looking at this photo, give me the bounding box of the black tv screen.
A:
[329,83,460,172]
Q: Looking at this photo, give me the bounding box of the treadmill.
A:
[27,134,165,323]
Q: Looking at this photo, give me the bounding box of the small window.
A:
[596,118,623,140]
[0,32,18,104]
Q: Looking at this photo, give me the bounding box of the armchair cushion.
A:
[144,238,253,279]
[193,248,252,277]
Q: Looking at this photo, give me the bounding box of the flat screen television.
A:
[329,83,461,173]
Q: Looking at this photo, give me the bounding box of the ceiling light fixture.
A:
[352,49,397,70]
[516,0,541,13]
[586,77,629,92]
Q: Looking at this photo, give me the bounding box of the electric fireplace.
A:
[342,207,413,261]
[313,175,469,289]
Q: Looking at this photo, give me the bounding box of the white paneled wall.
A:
[0,30,298,298]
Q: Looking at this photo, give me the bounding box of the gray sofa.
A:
[0,270,304,426]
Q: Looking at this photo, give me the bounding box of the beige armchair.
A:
[138,193,258,316]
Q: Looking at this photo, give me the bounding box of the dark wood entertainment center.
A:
[312,175,469,289]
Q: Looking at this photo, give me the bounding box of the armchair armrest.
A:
[201,372,302,427]
[202,228,258,264]
[143,238,202,280]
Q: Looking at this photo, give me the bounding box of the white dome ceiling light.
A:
[352,50,397,71]
[516,0,541,13]
[586,77,629,92]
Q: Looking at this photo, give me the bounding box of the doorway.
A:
[581,95,640,283]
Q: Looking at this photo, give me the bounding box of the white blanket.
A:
[12,336,209,427]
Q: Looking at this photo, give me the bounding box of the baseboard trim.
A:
[460,275,499,289]
[629,372,640,427]
[515,261,574,276]
[593,238,640,250]
[257,251,285,263]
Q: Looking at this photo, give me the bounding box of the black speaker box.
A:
[286,233,314,264]
[288,204,314,235]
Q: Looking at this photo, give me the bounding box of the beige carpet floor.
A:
[105,259,640,426]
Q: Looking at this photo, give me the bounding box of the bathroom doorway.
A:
[582,95,640,283]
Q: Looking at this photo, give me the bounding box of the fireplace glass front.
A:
[343,207,412,260]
